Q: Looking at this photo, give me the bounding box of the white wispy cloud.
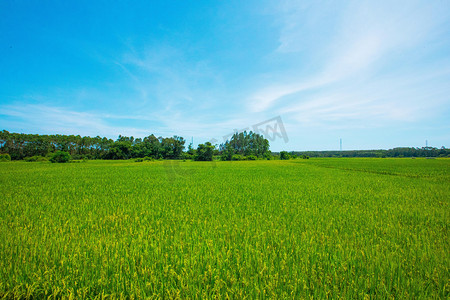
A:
[249,0,450,123]
[0,104,151,138]
[277,64,450,130]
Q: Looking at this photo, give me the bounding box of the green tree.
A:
[220,131,270,160]
[105,141,132,160]
[195,142,214,161]
[159,136,185,159]
[220,145,234,161]
[50,151,71,163]
[279,151,290,160]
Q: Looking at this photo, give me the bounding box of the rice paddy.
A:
[0,158,448,298]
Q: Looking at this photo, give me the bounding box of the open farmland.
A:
[0,158,448,298]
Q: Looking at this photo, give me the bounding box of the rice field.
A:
[0,158,448,298]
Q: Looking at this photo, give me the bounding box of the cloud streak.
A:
[249,0,450,120]
[0,104,152,138]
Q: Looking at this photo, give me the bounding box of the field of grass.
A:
[0,158,448,298]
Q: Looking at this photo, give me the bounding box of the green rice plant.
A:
[0,158,448,298]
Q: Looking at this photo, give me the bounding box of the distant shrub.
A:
[143,156,154,161]
[69,160,85,163]
[50,151,71,163]
[182,153,194,160]
[72,154,89,160]
[232,154,245,161]
[220,151,233,161]
[246,155,258,160]
[135,158,144,162]
[0,154,11,162]
[24,155,47,162]
[24,156,36,162]
[264,152,273,160]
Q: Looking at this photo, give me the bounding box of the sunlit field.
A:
[0,158,448,298]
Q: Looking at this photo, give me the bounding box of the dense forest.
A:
[0,130,186,160]
[0,130,271,161]
[1,130,448,161]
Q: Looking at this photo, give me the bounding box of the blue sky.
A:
[1,0,449,151]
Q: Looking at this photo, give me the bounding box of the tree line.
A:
[290,147,450,158]
[5,129,444,161]
[0,130,272,161]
